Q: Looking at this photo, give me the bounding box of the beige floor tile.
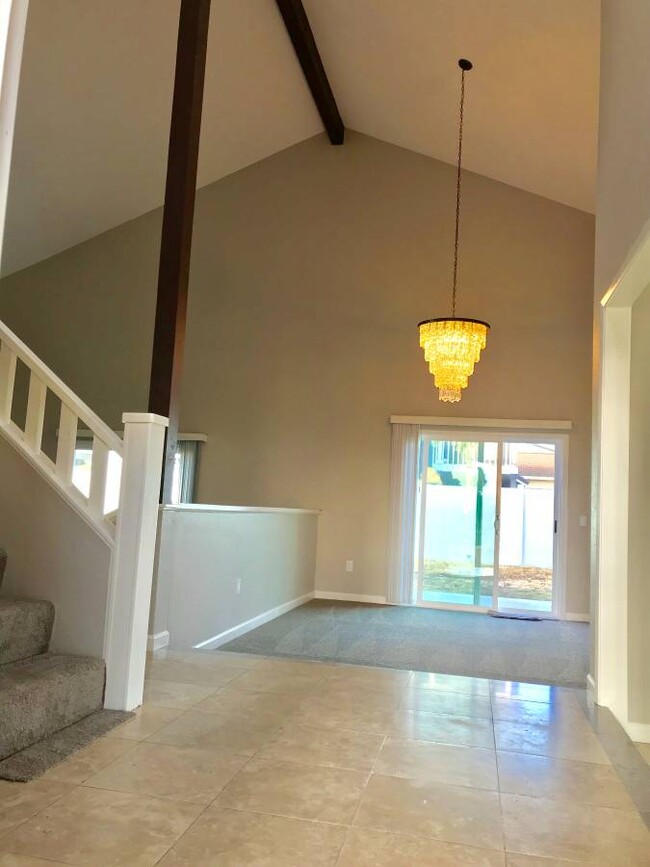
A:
[146,710,278,755]
[225,667,327,695]
[157,806,346,866]
[215,757,367,824]
[255,658,339,677]
[501,793,650,865]
[338,827,506,866]
[410,672,491,696]
[506,856,595,866]
[154,649,262,670]
[256,724,385,770]
[354,774,504,850]
[325,665,413,688]
[0,781,70,837]
[143,678,218,709]
[375,737,498,790]
[400,688,493,719]
[635,742,650,764]
[84,741,247,804]
[0,855,73,866]
[105,704,182,741]
[0,786,202,867]
[205,649,266,667]
[492,697,587,726]
[490,683,578,704]
[494,720,611,765]
[146,658,245,687]
[40,737,136,784]
[318,681,404,710]
[497,751,637,810]
[390,710,495,749]
[292,694,396,733]
[193,686,303,725]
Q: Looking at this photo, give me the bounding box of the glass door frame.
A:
[414,428,568,618]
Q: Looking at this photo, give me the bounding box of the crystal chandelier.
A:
[418,59,489,403]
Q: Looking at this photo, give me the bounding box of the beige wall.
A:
[0,132,595,614]
[595,0,650,298]
[592,0,650,729]
[628,286,650,723]
[0,435,112,657]
[153,506,318,649]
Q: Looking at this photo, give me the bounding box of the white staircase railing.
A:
[0,321,125,543]
[0,318,168,710]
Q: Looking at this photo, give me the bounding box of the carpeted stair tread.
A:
[0,653,106,760]
[0,598,54,666]
[0,708,134,782]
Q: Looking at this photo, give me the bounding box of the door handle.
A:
[494,515,500,535]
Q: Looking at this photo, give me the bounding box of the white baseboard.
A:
[314,591,387,605]
[147,630,170,652]
[564,612,590,622]
[625,721,650,743]
[193,592,314,651]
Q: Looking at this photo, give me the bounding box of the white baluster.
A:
[88,437,109,521]
[24,374,47,452]
[0,343,16,423]
[56,404,78,487]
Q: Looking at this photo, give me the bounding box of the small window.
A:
[170,438,202,505]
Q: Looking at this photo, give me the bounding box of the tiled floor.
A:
[0,650,648,866]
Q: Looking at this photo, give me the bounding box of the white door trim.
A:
[594,217,650,732]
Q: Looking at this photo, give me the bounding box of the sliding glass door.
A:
[414,432,562,615]
[497,442,556,613]
[415,436,499,608]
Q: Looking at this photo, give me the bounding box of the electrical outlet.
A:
[236,578,242,594]
[345,560,354,573]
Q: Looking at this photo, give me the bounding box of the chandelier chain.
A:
[452,66,467,318]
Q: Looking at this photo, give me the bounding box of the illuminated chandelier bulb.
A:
[419,317,489,403]
[418,58,490,402]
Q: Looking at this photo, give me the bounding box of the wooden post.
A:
[148,0,211,502]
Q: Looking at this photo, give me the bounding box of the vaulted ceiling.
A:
[1,0,599,276]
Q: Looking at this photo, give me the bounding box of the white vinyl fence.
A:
[422,486,554,568]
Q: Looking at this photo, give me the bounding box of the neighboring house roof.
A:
[2,0,599,276]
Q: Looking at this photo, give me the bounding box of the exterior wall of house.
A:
[0,131,595,616]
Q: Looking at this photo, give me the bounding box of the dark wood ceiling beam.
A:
[275,0,344,145]
[148,0,211,503]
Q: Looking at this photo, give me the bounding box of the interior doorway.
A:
[413,430,566,616]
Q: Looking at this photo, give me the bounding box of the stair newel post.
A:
[103,412,168,711]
